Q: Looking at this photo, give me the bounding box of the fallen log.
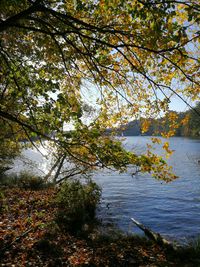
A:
[131,217,178,250]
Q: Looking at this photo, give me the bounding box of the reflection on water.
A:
[12,137,200,241]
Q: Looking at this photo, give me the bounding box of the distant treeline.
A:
[115,102,200,137]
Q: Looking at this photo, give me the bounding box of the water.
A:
[11,137,200,242]
[94,137,200,242]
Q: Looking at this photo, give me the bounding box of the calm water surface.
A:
[12,137,200,242]
[94,137,200,242]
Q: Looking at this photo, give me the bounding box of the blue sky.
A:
[169,96,189,112]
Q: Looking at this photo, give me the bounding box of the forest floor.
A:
[0,187,199,267]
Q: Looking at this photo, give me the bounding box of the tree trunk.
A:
[131,217,179,250]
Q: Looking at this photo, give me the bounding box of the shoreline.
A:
[1,186,200,266]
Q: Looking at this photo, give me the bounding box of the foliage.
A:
[0,172,18,187]
[120,102,200,138]
[187,102,200,137]
[156,103,200,138]
[173,236,200,265]
[0,120,23,176]
[0,187,57,260]
[17,171,50,190]
[192,236,200,255]
[0,0,200,181]
[0,171,51,190]
[55,179,101,233]
[0,189,6,213]
[1,187,200,266]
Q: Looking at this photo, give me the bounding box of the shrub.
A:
[55,179,101,233]
[0,173,18,187]
[188,236,200,257]
[17,171,46,190]
[0,190,5,213]
[0,171,50,190]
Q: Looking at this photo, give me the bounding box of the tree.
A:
[0,102,27,176]
[188,102,200,136]
[0,0,199,182]
[0,120,22,175]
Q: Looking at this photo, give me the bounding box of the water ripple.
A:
[94,137,200,241]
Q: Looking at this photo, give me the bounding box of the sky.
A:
[168,95,192,112]
[81,80,195,116]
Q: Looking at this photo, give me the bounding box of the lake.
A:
[94,137,200,243]
[11,136,200,242]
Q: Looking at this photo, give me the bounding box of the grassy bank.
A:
[0,178,200,266]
